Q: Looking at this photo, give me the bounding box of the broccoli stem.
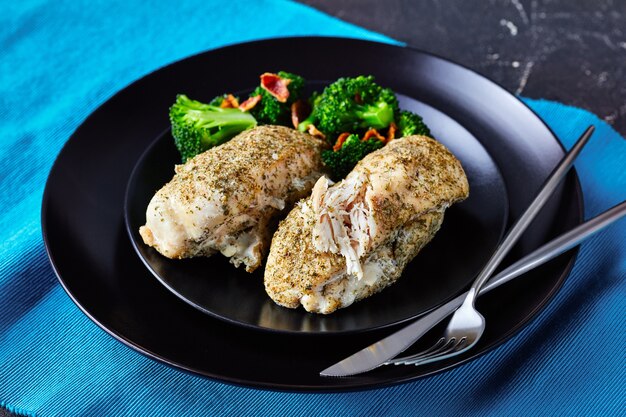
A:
[355,102,395,129]
[297,114,316,132]
[185,108,256,126]
[199,122,255,148]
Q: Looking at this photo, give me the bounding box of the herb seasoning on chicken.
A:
[264,135,469,314]
[139,125,325,272]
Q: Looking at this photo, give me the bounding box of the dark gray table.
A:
[300,0,626,136]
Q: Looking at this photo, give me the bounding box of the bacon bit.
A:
[219,94,239,108]
[238,95,261,111]
[260,72,291,103]
[333,132,352,151]
[290,99,310,129]
[307,124,326,140]
[361,128,386,142]
[386,122,397,143]
[354,92,363,104]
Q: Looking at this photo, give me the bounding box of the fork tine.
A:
[389,337,470,366]
[408,337,448,359]
[408,337,471,366]
[384,338,447,366]
[386,337,454,366]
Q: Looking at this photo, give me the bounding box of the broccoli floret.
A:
[396,110,431,137]
[321,134,384,180]
[313,75,399,139]
[248,71,305,125]
[248,87,289,125]
[169,94,257,162]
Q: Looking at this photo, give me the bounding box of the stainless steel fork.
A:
[381,199,626,368]
[386,125,595,367]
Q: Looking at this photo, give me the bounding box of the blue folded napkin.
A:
[1,1,624,416]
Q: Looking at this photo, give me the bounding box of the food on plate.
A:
[168,73,431,179]
[169,94,258,162]
[146,72,467,313]
[264,135,469,314]
[297,75,398,137]
[139,125,325,272]
[171,72,305,162]
[248,71,305,125]
[396,110,431,138]
[320,133,385,180]
[295,75,431,180]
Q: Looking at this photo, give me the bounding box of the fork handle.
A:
[469,125,595,298]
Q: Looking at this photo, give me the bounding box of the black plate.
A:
[125,96,509,334]
[42,37,582,391]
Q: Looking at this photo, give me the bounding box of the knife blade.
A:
[320,198,626,377]
[320,293,465,377]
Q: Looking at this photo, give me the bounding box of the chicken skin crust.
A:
[264,135,469,313]
[139,125,325,272]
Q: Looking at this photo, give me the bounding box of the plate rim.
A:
[41,36,583,391]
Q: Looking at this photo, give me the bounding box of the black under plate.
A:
[42,37,581,391]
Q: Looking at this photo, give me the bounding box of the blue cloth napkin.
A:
[1,1,624,416]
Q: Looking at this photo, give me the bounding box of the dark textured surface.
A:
[300,0,626,136]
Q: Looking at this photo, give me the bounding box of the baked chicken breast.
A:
[139,125,325,272]
[264,135,469,313]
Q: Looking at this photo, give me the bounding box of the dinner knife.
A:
[320,199,626,377]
